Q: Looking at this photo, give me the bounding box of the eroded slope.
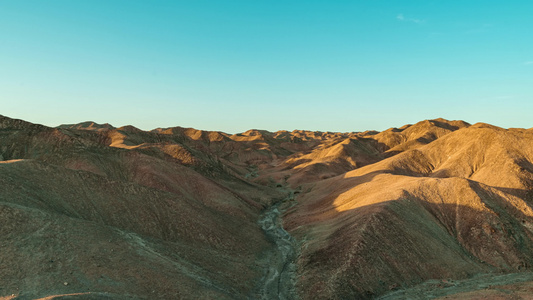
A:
[283,123,533,299]
[2,115,532,300]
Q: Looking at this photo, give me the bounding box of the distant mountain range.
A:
[2,114,533,299]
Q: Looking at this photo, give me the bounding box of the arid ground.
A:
[2,115,533,299]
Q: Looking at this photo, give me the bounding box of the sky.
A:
[1,1,532,133]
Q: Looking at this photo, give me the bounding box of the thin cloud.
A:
[525,61,533,65]
[396,13,424,24]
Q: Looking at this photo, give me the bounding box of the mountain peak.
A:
[58,121,115,131]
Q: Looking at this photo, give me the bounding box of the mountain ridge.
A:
[2,114,533,299]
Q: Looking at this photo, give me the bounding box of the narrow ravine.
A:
[257,197,298,300]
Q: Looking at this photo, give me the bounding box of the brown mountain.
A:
[284,122,533,299]
[58,121,116,131]
[1,114,533,299]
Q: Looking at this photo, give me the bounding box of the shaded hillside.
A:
[0,160,265,299]
[0,115,276,299]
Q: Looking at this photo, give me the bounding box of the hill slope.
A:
[2,115,533,299]
[284,123,533,299]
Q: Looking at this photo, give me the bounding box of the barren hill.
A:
[1,114,533,299]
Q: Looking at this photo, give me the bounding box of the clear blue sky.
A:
[1,1,532,133]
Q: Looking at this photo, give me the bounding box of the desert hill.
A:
[284,121,533,298]
[0,115,277,299]
[1,114,533,299]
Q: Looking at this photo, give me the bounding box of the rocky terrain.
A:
[2,114,533,299]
